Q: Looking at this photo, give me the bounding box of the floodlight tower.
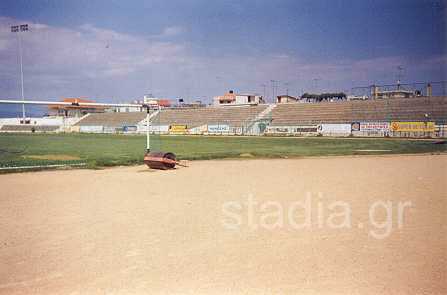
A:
[11,24,28,122]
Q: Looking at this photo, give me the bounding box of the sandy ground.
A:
[0,154,446,295]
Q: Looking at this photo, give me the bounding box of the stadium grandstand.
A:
[149,104,269,128]
[0,125,60,132]
[2,96,446,138]
[76,112,147,128]
[0,116,80,133]
[270,96,447,125]
[74,104,271,134]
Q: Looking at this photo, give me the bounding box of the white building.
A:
[113,95,174,113]
[213,90,264,106]
[276,95,299,103]
[114,101,143,113]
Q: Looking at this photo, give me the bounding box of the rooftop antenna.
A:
[397,66,404,90]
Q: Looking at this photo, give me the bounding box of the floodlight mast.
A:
[11,24,28,122]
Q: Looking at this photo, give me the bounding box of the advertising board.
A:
[360,122,390,132]
[169,125,187,134]
[207,124,230,133]
[390,122,435,132]
[189,125,208,135]
[149,125,169,133]
[79,125,103,133]
[318,124,352,134]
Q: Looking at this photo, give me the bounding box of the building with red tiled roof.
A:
[48,98,108,117]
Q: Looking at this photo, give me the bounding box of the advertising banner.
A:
[266,126,318,135]
[390,122,435,132]
[189,125,208,134]
[435,125,447,138]
[360,122,390,132]
[207,124,230,133]
[351,122,360,131]
[137,125,169,133]
[266,126,290,133]
[318,124,352,134]
[149,125,169,133]
[169,124,187,134]
[291,126,318,133]
[103,126,117,133]
[79,125,103,133]
[123,126,138,132]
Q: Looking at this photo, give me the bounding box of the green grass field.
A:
[0,133,445,170]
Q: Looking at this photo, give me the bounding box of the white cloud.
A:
[160,26,185,37]
[0,17,190,99]
[0,16,444,102]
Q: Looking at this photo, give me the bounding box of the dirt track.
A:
[0,155,446,294]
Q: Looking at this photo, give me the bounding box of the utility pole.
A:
[11,24,28,123]
[284,82,289,97]
[397,66,404,89]
[260,84,266,101]
[270,80,278,103]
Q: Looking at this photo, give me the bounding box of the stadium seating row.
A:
[148,105,268,128]
[0,125,60,132]
[75,112,147,127]
[66,96,447,138]
[75,105,269,129]
[270,96,447,125]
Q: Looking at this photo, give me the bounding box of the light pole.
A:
[260,84,266,101]
[397,65,404,89]
[284,82,289,97]
[270,80,278,103]
[11,24,28,123]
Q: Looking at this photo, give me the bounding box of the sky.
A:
[0,0,446,106]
